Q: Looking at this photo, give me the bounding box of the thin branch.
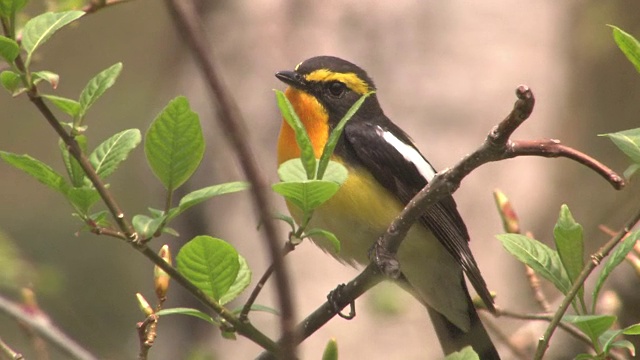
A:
[256,264,383,360]
[162,1,296,358]
[507,140,624,190]
[240,242,295,322]
[135,245,278,352]
[0,336,24,360]
[525,265,551,313]
[9,52,137,240]
[82,0,134,14]
[375,86,623,267]
[0,294,97,360]
[136,314,158,360]
[534,208,640,359]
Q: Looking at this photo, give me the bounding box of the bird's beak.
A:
[275,70,307,89]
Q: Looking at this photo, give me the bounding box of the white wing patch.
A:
[378,126,437,182]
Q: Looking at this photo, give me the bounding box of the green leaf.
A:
[65,187,100,214]
[623,323,640,335]
[176,236,239,301]
[317,91,374,178]
[22,11,85,66]
[0,152,69,194]
[274,213,296,232]
[564,314,617,343]
[553,204,584,311]
[218,255,251,305]
[305,228,340,254]
[610,25,640,74]
[276,158,347,185]
[145,96,204,191]
[0,70,23,95]
[274,90,316,179]
[272,180,340,213]
[0,35,19,62]
[601,128,640,164]
[444,346,480,360]
[592,231,640,310]
[59,136,87,187]
[32,70,59,89]
[166,182,250,221]
[155,307,216,325]
[319,160,348,185]
[78,62,122,118]
[0,0,28,18]
[497,233,571,294]
[623,163,640,180]
[89,129,141,179]
[600,329,623,354]
[609,340,635,357]
[43,94,81,117]
[322,338,338,360]
[132,214,165,240]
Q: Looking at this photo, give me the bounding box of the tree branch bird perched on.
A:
[275,56,500,359]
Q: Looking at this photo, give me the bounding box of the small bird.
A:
[276,56,499,359]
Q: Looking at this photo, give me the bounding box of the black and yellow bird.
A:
[276,56,500,359]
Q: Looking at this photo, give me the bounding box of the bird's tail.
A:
[426,282,500,359]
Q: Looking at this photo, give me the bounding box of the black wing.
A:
[342,118,494,311]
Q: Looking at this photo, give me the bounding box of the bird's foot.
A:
[369,239,401,279]
[327,284,356,320]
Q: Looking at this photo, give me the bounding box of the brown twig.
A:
[0,295,97,360]
[240,242,295,322]
[525,265,552,313]
[375,86,623,269]
[507,140,624,189]
[162,1,296,358]
[136,314,158,360]
[256,264,383,360]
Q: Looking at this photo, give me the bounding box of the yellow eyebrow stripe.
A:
[304,69,369,95]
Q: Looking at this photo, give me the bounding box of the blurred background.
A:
[0,1,639,359]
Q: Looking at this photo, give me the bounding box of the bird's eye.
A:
[327,81,347,97]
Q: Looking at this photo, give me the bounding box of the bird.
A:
[275,55,500,359]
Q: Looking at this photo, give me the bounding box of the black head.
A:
[275,56,381,124]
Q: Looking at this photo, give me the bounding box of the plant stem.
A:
[533,209,640,359]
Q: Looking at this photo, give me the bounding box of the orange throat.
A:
[277,87,330,165]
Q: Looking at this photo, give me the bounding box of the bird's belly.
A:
[287,165,469,329]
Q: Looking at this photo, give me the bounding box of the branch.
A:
[0,336,24,360]
[0,294,97,360]
[82,0,134,14]
[258,85,625,357]
[256,265,383,360]
[6,17,280,355]
[162,1,296,358]
[375,85,624,264]
[135,245,278,352]
[8,51,137,240]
